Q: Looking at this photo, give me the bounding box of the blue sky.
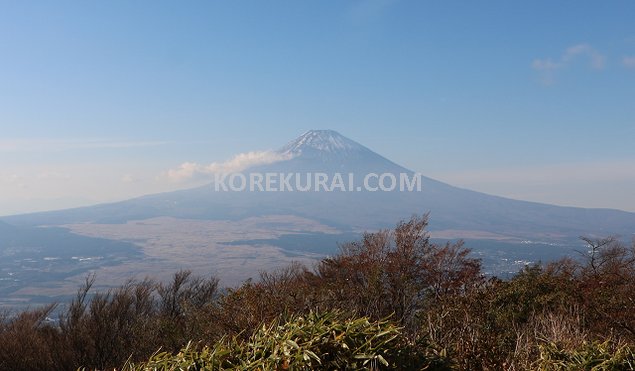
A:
[1,1,634,214]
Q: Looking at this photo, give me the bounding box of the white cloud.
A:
[562,44,606,69]
[166,151,294,182]
[166,162,203,182]
[623,56,635,68]
[532,43,606,84]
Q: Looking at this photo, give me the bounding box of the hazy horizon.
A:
[2,1,635,215]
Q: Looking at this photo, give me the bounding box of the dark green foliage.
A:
[536,340,635,370]
[125,311,437,370]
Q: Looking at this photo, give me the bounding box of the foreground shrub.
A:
[536,340,635,370]
[316,214,482,332]
[126,311,439,370]
[0,304,68,370]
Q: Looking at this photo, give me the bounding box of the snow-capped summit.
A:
[279,130,365,157]
[271,129,407,174]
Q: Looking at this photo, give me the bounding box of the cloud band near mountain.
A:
[166,151,294,182]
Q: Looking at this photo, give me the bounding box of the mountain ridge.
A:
[2,130,634,240]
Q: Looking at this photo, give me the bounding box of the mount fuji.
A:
[2,130,635,306]
[6,129,634,238]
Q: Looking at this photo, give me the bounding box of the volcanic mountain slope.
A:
[4,129,634,240]
[3,130,635,306]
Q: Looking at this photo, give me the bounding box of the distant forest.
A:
[2,214,635,370]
